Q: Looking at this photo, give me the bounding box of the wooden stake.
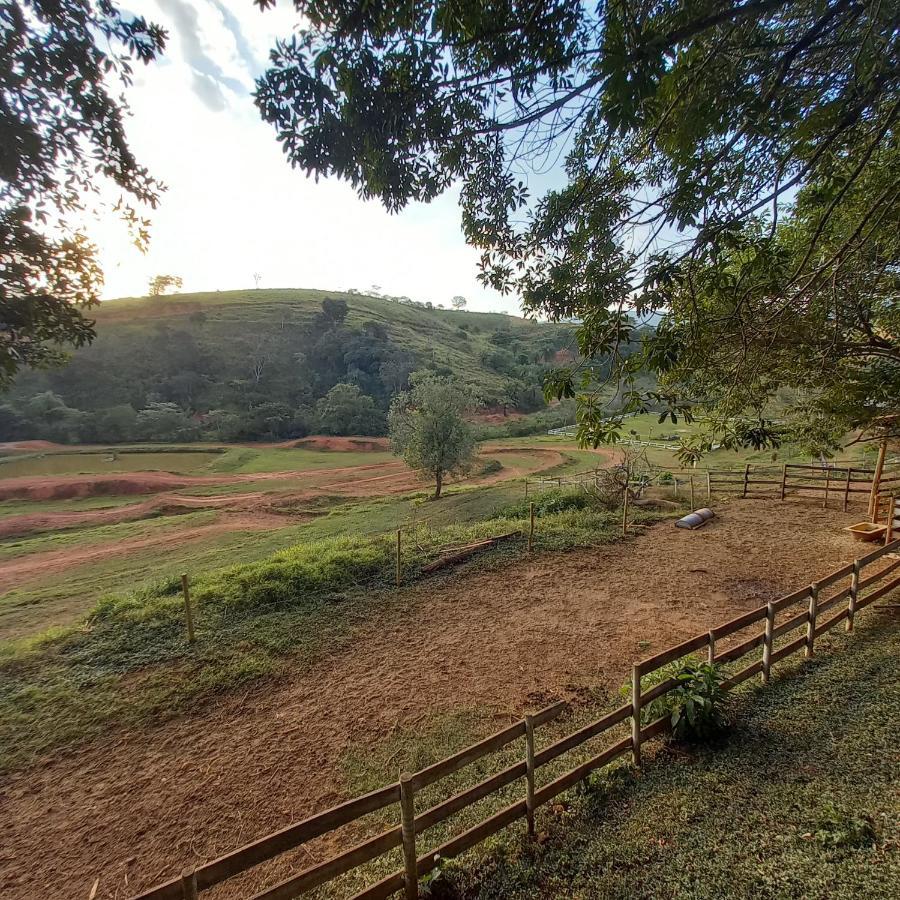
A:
[742,463,750,498]
[886,494,895,545]
[761,602,775,683]
[780,464,787,501]
[805,583,818,658]
[843,467,852,512]
[706,470,711,501]
[399,774,417,900]
[524,715,536,836]
[180,574,195,645]
[823,468,831,509]
[689,475,695,510]
[180,870,198,900]
[672,476,678,499]
[528,502,535,552]
[396,529,402,587]
[707,629,716,666]
[622,480,629,536]
[631,665,642,768]
[869,437,887,519]
[847,559,860,632]
[524,479,528,498]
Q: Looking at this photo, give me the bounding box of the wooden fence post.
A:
[528,502,535,552]
[707,629,716,666]
[180,870,198,900]
[631,665,642,768]
[524,715,536,837]
[400,773,417,900]
[761,602,775,683]
[847,559,860,632]
[689,475,694,510]
[524,479,528,498]
[180,574,195,645]
[672,476,678,499]
[742,464,750,498]
[886,494,895,545]
[868,437,887,519]
[780,464,787,501]
[706,470,711,502]
[843,467,852,512]
[806,584,818,658]
[823,468,831,510]
[396,530,402,588]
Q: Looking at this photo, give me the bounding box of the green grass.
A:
[0,450,221,477]
[0,498,668,775]
[208,446,396,474]
[325,615,899,900]
[0,510,220,560]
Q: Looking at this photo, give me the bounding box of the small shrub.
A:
[478,458,503,476]
[501,488,594,519]
[624,659,728,743]
[811,801,876,849]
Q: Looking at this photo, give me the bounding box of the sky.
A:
[95,0,518,313]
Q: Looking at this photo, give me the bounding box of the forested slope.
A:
[0,289,581,442]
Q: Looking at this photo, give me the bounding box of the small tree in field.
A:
[451,296,467,310]
[389,376,476,500]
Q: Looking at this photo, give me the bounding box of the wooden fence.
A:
[526,462,897,513]
[130,539,900,900]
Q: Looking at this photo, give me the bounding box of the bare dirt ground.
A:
[0,499,875,900]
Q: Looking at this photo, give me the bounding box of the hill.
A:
[0,289,581,443]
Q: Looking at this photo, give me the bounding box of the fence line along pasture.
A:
[130,538,900,900]
[525,462,890,513]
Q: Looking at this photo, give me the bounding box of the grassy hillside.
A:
[1,289,579,442]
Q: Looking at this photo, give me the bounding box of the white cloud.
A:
[92,1,518,314]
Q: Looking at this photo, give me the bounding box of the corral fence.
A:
[130,539,900,900]
[526,462,898,513]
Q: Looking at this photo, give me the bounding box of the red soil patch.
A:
[0,500,876,900]
[0,446,567,540]
[0,440,60,451]
[291,435,391,452]
[0,472,225,502]
[468,406,525,425]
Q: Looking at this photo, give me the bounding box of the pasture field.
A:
[0,437,610,640]
[0,495,881,900]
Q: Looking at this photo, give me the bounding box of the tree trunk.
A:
[433,470,443,500]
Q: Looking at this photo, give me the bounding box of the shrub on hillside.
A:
[501,488,594,519]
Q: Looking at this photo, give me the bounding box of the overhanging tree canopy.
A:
[0,1,165,385]
[255,0,899,449]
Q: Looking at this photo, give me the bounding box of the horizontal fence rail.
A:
[525,462,892,512]
[129,538,900,900]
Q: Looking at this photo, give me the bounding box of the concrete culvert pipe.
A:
[675,508,716,530]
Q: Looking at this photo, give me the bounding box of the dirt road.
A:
[0,499,870,900]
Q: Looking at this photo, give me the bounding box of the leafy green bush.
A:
[501,487,594,519]
[629,660,729,743]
